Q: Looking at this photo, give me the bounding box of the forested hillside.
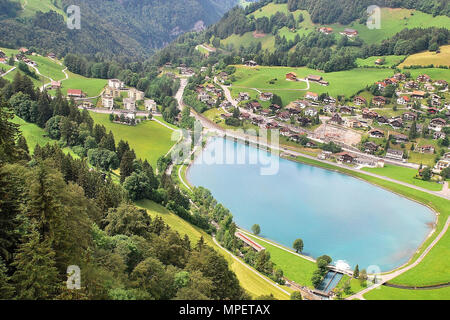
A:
[0,0,240,58]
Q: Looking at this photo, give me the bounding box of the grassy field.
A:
[136,200,291,300]
[89,112,176,168]
[18,0,65,18]
[356,55,406,68]
[400,45,450,68]
[246,233,317,288]
[334,275,367,299]
[11,116,77,158]
[222,31,276,51]
[30,55,66,81]
[362,165,443,192]
[230,65,393,102]
[48,71,107,97]
[364,285,450,300]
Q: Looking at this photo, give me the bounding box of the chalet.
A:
[266,121,279,129]
[145,99,157,112]
[397,96,410,105]
[47,52,56,59]
[429,118,447,131]
[391,133,409,143]
[67,89,85,99]
[240,112,251,120]
[385,77,398,85]
[417,74,431,82]
[433,131,446,140]
[431,94,441,107]
[434,80,448,89]
[286,105,301,115]
[323,96,336,104]
[50,81,61,90]
[319,27,333,35]
[269,104,282,112]
[280,126,291,136]
[323,105,336,114]
[339,106,353,115]
[428,107,438,114]
[376,82,387,92]
[219,71,228,79]
[318,151,332,160]
[362,109,378,119]
[0,58,6,64]
[319,80,329,86]
[205,84,215,92]
[277,111,290,121]
[198,92,210,102]
[345,119,362,128]
[336,152,355,164]
[123,98,136,111]
[377,115,389,124]
[375,58,383,65]
[305,92,318,101]
[404,81,419,90]
[289,133,303,143]
[373,96,387,106]
[389,118,403,129]
[305,107,318,117]
[433,159,450,174]
[424,83,435,92]
[245,60,258,67]
[353,96,367,106]
[260,109,271,116]
[307,75,323,82]
[18,47,28,54]
[369,129,385,138]
[286,72,297,81]
[220,101,232,110]
[329,113,343,125]
[341,28,358,37]
[108,79,124,90]
[251,116,264,125]
[418,145,435,154]
[411,91,426,99]
[402,112,417,121]
[385,149,404,161]
[260,92,273,101]
[0,50,5,59]
[297,117,312,126]
[238,92,250,102]
[102,95,114,110]
[247,101,262,112]
[364,141,379,154]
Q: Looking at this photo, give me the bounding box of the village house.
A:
[294,100,310,108]
[238,92,250,102]
[247,101,262,112]
[251,116,264,125]
[404,81,419,90]
[385,149,404,161]
[394,73,407,81]
[102,95,114,110]
[431,94,442,107]
[362,108,378,119]
[260,109,271,116]
[329,113,343,125]
[269,104,282,112]
[433,131,446,140]
[364,141,379,154]
[339,106,353,115]
[128,88,145,101]
[429,118,447,132]
[428,107,439,114]
[18,47,28,54]
[402,112,417,121]
[377,115,389,124]
[389,118,403,130]
[198,92,210,102]
[266,121,279,129]
[286,105,301,115]
[108,79,124,90]
[240,112,251,120]
[434,80,448,89]
[286,72,297,81]
[319,80,329,86]
[397,96,410,105]
[375,58,383,66]
[424,83,435,92]
[307,75,323,82]
[391,133,409,143]
[411,90,426,100]
[373,96,387,106]
[336,152,355,164]
[305,107,318,117]
[323,105,337,114]
[67,89,85,99]
[318,151,332,160]
[319,27,333,35]
[205,84,215,92]
[145,99,157,113]
[353,96,367,106]
[323,96,336,104]
[123,98,136,111]
[260,92,273,101]
[0,58,7,64]
[345,118,362,128]
[104,86,121,98]
[433,159,450,174]
[305,91,318,101]
[341,28,358,37]
[50,81,61,90]
[279,126,291,136]
[417,74,431,82]
[47,52,56,59]
[220,101,232,110]
[369,129,385,138]
[297,117,312,126]
[418,145,435,154]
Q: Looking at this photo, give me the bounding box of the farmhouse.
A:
[417,74,431,82]
[373,96,387,106]
[369,129,385,138]
[339,106,353,115]
[385,149,404,161]
[329,113,343,125]
[429,118,447,131]
[260,92,273,101]
[269,104,282,112]
[50,81,61,90]
[248,101,262,112]
[286,72,297,81]
[305,91,318,101]
[319,80,329,86]
[102,95,114,110]
[364,141,379,154]
[319,27,333,35]
[377,115,389,124]
[67,89,85,99]
[307,75,323,82]
[245,60,258,67]
[375,58,383,65]
[362,109,378,119]
[286,105,301,115]
[18,47,28,54]
[404,81,419,90]
[389,118,403,129]
[402,112,417,121]
[391,133,409,143]
[277,111,290,121]
[238,92,250,101]
[341,28,358,37]
[353,96,367,106]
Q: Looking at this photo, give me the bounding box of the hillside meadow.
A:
[399,45,450,68]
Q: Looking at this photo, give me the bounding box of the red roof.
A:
[67,89,83,95]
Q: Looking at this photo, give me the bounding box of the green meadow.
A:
[48,71,107,97]
[18,0,66,18]
[89,112,177,168]
[356,55,406,68]
[30,55,66,81]
[364,285,450,300]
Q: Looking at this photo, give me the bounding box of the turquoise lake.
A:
[187,137,435,272]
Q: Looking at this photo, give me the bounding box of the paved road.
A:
[347,217,450,300]
[0,66,16,78]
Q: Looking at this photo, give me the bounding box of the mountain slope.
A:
[0,0,240,58]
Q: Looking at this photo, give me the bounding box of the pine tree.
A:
[0,257,14,299]
[353,264,359,279]
[120,150,135,183]
[11,229,60,300]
